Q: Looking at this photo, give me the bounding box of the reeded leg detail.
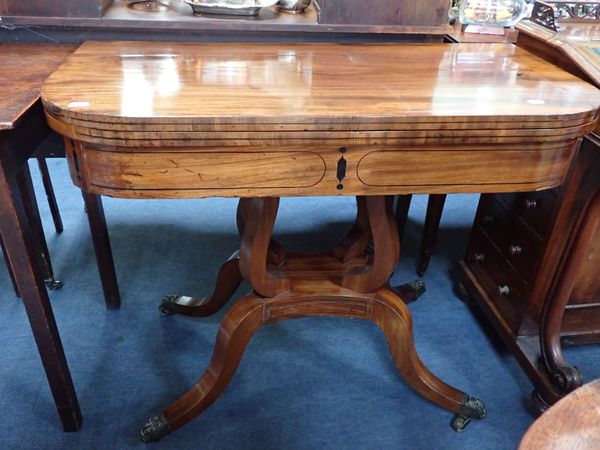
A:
[159,251,242,317]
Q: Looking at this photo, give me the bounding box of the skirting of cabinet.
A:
[459,261,563,406]
[561,303,600,345]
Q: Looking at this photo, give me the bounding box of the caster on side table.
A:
[45,278,64,290]
[451,394,487,432]
[451,414,471,432]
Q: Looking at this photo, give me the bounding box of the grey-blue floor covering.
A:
[2,158,599,450]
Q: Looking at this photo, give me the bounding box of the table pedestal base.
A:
[142,196,485,443]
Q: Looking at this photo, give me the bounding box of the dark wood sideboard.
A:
[314,0,451,27]
[0,0,451,43]
[0,0,111,18]
[460,19,600,410]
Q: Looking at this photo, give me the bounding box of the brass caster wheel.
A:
[452,394,486,431]
[451,414,471,432]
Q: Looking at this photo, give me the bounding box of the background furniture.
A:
[0,0,451,43]
[2,157,63,297]
[460,17,600,409]
[0,0,111,17]
[314,0,451,27]
[520,379,600,449]
[0,43,80,431]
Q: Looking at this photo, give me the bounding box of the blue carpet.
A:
[2,158,600,449]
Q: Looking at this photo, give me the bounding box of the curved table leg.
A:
[141,293,265,443]
[143,286,485,442]
[374,288,485,430]
[159,251,242,318]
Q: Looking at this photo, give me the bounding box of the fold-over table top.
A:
[40,42,600,198]
[42,41,600,138]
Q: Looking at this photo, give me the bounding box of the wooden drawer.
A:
[495,190,559,238]
[467,226,529,331]
[477,196,543,282]
[76,145,327,195]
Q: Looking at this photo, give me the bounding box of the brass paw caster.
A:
[140,414,171,443]
[158,294,179,316]
[451,394,487,432]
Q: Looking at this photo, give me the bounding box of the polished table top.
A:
[42,42,600,199]
[43,41,600,129]
[0,43,75,131]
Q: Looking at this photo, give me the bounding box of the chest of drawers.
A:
[460,134,600,409]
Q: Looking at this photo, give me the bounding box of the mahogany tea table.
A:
[41,41,600,442]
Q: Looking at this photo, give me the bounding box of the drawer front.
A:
[467,226,529,331]
[495,190,559,239]
[356,147,572,191]
[81,147,327,192]
[477,196,543,282]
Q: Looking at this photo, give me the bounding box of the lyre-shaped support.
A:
[146,195,485,443]
[342,196,399,293]
[238,197,290,298]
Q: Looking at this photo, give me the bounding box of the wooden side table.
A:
[0,43,81,431]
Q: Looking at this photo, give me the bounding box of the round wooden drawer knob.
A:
[508,245,523,256]
[523,199,538,209]
[496,285,510,296]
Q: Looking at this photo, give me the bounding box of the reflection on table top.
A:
[42,41,600,127]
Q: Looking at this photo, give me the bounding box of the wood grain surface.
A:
[42,41,600,130]
[42,41,600,199]
[520,379,600,449]
[0,44,76,130]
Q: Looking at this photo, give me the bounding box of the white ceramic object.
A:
[182,0,279,16]
[277,0,312,13]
